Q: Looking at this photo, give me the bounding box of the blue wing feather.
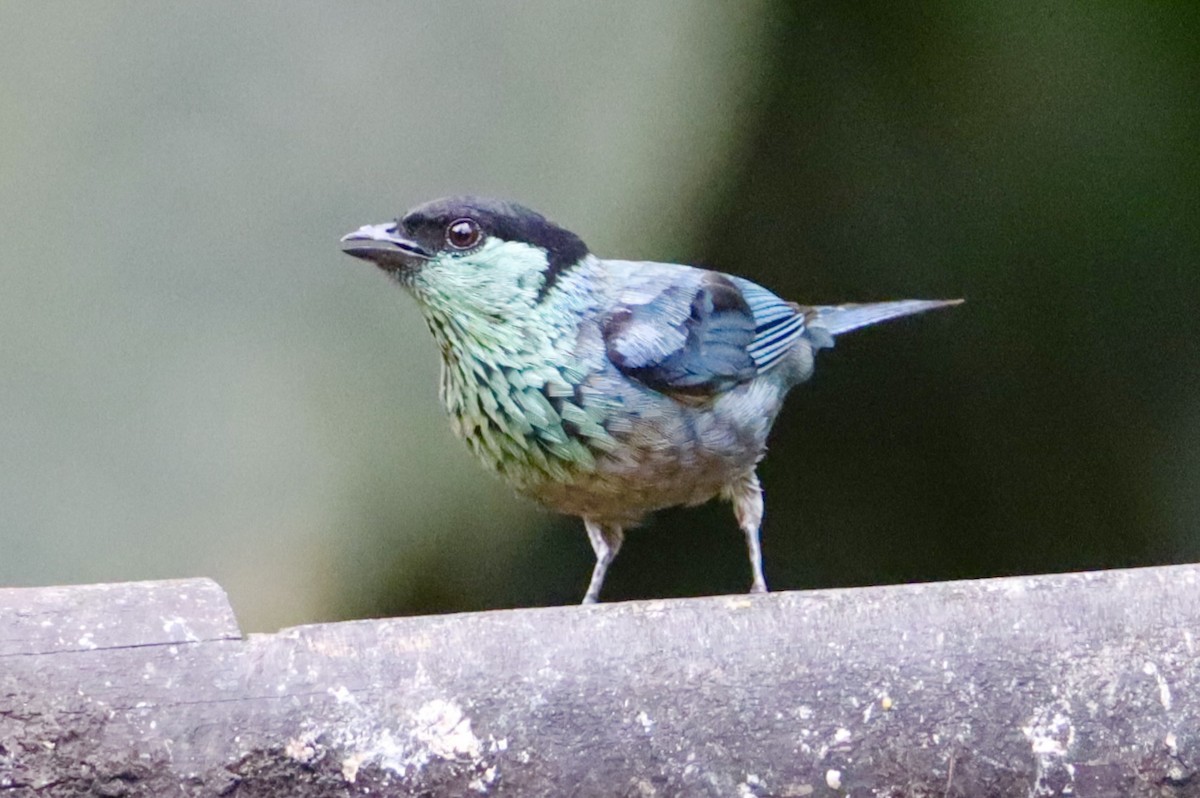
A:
[601,262,958,397]
[604,272,807,396]
[734,278,809,371]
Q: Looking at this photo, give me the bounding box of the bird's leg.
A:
[729,471,768,594]
[582,518,624,604]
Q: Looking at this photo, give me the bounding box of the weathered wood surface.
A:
[1,566,1198,797]
[0,578,240,656]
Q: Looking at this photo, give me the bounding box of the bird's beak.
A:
[340,222,431,272]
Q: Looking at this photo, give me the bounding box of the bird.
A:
[341,196,960,604]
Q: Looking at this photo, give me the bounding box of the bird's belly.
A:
[529,451,743,524]
[522,379,785,524]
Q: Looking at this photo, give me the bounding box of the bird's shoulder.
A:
[595,260,809,396]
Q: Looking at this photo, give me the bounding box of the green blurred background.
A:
[2,2,1197,630]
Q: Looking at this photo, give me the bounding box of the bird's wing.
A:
[734,277,812,369]
[602,269,806,397]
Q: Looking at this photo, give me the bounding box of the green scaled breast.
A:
[425,306,619,491]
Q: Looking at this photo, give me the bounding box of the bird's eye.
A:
[445,218,482,250]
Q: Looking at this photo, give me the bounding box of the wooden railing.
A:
[2,565,1197,796]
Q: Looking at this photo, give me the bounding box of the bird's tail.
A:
[808,299,963,341]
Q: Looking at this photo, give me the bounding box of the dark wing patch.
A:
[603,274,758,396]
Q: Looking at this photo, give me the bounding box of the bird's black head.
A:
[342,196,590,302]
[402,196,587,261]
